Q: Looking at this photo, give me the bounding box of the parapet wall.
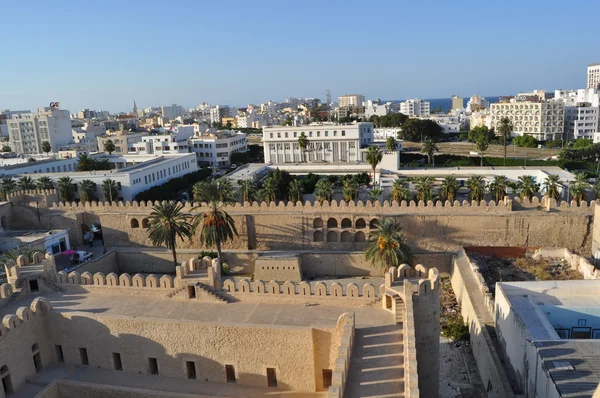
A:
[54,270,175,296]
[327,313,355,398]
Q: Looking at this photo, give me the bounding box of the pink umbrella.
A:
[61,249,77,255]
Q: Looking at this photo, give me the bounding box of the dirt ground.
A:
[402,141,560,159]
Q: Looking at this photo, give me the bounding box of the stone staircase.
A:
[42,277,64,293]
[196,282,235,303]
[165,286,188,299]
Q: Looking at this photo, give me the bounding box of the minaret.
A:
[132,99,138,116]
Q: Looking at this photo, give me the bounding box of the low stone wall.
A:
[327,313,355,398]
[38,380,215,398]
[451,252,515,398]
[461,250,496,317]
[70,250,118,275]
[0,282,15,309]
[254,255,302,282]
[402,287,419,398]
[54,270,175,296]
[532,247,600,279]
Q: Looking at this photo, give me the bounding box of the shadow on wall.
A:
[46,313,293,390]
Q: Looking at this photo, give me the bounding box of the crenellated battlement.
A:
[0,297,52,339]
[54,270,175,290]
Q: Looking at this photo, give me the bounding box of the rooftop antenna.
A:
[326,89,331,122]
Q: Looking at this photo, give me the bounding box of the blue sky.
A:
[1,0,598,113]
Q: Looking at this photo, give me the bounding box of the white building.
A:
[210,106,230,125]
[465,95,490,113]
[161,104,185,120]
[364,100,389,118]
[587,63,600,89]
[189,130,247,168]
[262,123,375,164]
[400,99,430,117]
[338,94,365,109]
[490,101,565,140]
[553,89,600,141]
[469,110,493,130]
[7,107,73,154]
[132,126,195,155]
[425,115,461,134]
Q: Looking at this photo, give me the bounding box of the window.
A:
[277,133,281,138]
[342,131,346,136]
[309,132,313,137]
[266,368,277,387]
[294,132,297,138]
[285,132,288,138]
[323,369,332,388]
[317,132,320,137]
[55,345,64,362]
[148,358,159,375]
[79,348,89,366]
[325,131,328,137]
[226,365,236,383]
[113,353,123,370]
[186,361,197,379]
[270,133,273,138]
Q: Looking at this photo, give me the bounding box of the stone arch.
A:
[354,231,366,242]
[106,273,119,286]
[299,281,311,295]
[355,218,366,229]
[119,273,132,287]
[313,218,324,228]
[267,280,280,294]
[146,274,159,288]
[160,275,173,288]
[315,282,327,296]
[340,231,352,242]
[81,272,93,285]
[223,279,236,292]
[16,307,32,321]
[341,218,352,228]
[93,272,106,286]
[327,218,338,228]
[130,218,139,228]
[347,283,359,297]
[363,283,375,298]
[370,218,379,229]
[239,279,251,293]
[132,274,145,288]
[331,282,343,297]
[313,230,324,242]
[141,218,149,228]
[327,231,338,242]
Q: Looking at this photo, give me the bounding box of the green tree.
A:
[415,176,434,202]
[366,146,383,183]
[36,176,54,190]
[192,179,238,259]
[257,177,277,203]
[298,132,308,162]
[468,126,494,143]
[572,138,593,149]
[466,176,487,202]
[542,174,562,201]
[517,175,540,201]
[440,175,459,202]
[102,179,119,202]
[76,153,97,171]
[489,175,509,202]
[103,139,116,155]
[513,135,538,148]
[421,139,439,166]
[369,187,383,202]
[41,141,52,154]
[342,179,359,202]
[569,173,588,204]
[79,179,97,203]
[237,179,256,203]
[1,145,11,152]
[0,177,16,200]
[399,118,443,142]
[365,218,410,271]
[475,135,490,167]
[497,117,513,166]
[391,179,410,203]
[147,202,193,269]
[314,179,333,203]
[288,179,304,203]
[385,137,398,152]
[57,176,76,202]
[217,178,234,202]
[17,176,36,190]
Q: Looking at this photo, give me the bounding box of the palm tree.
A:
[489,175,509,202]
[103,139,116,155]
[147,202,193,269]
[466,176,487,202]
[57,177,76,202]
[517,175,540,201]
[17,176,36,190]
[391,179,410,203]
[342,179,359,202]
[440,175,459,202]
[288,179,304,203]
[365,218,411,271]
[543,174,562,201]
[217,178,234,202]
[415,176,435,202]
[476,136,489,167]
[79,179,97,203]
[76,153,97,171]
[385,137,398,152]
[192,179,238,259]
[314,179,333,203]
[36,176,54,190]
[497,117,513,166]
[421,139,439,166]
[237,179,256,203]
[366,146,383,184]
[257,177,277,203]
[298,132,308,162]
[369,187,383,202]
[593,183,600,200]
[102,179,119,202]
[570,173,588,204]
[0,177,16,199]
[95,158,111,170]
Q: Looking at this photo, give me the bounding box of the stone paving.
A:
[439,336,486,398]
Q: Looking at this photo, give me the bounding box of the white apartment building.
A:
[262,123,375,164]
[189,130,247,168]
[210,106,230,125]
[161,104,185,120]
[469,110,493,130]
[490,101,565,140]
[425,115,461,134]
[465,95,490,113]
[400,99,430,117]
[338,94,365,109]
[553,89,600,140]
[364,100,389,118]
[132,126,194,155]
[7,107,73,154]
[236,112,259,128]
[587,63,600,89]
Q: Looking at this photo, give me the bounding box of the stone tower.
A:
[132,99,138,117]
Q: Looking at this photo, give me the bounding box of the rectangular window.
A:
[285,132,288,138]
[186,361,197,379]
[267,368,277,387]
[148,358,159,375]
[226,365,236,383]
[79,348,89,366]
[112,353,123,371]
[323,369,332,388]
[294,132,297,138]
[55,345,64,362]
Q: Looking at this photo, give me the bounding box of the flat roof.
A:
[0,229,67,252]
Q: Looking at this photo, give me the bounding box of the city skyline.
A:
[1,0,598,112]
